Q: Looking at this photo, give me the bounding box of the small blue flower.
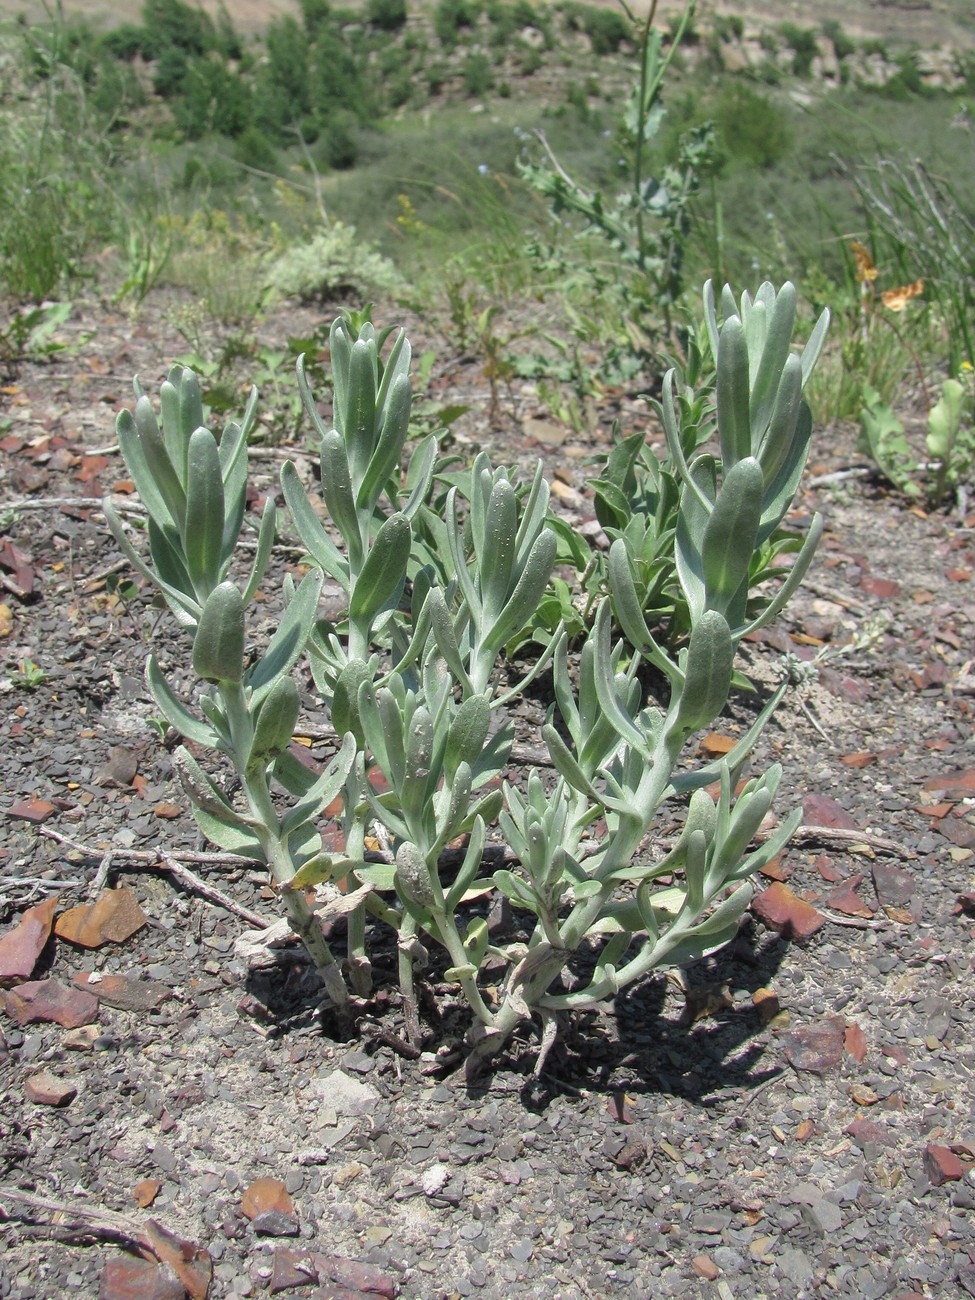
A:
[478,163,490,175]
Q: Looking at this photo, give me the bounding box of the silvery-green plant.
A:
[596,281,829,655]
[103,279,830,1077]
[103,367,356,1010]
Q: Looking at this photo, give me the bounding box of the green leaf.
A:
[658,883,753,966]
[348,512,411,630]
[676,609,733,733]
[280,732,357,839]
[700,456,763,618]
[132,397,186,534]
[249,570,324,704]
[248,676,301,767]
[332,658,371,745]
[592,601,651,758]
[184,428,225,599]
[479,478,518,622]
[542,723,601,801]
[425,587,474,695]
[354,862,398,891]
[716,315,752,470]
[343,338,378,482]
[192,805,265,860]
[103,503,199,626]
[217,418,249,567]
[494,868,541,915]
[483,528,557,653]
[146,656,219,748]
[757,353,802,489]
[445,693,491,784]
[357,372,411,512]
[192,581,245,683]
[748,281,796,438]
[927,377,965,461]
[280,460,349,588]
[320,430,364,570]
[241,497,277,606]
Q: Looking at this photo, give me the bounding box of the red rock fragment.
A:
[692,1255,720,1280]
[814,855,843,883]
[938,815,975,849]
[133,1179,163,1208]
[751,882,825,944]
[827,874,876,918]
[269,1248,319,1292]
[153,802,183,820]
[844,1022,868,1063]
[242,1178,299,1236]
[319,1255,399,1298]
[860,575,900,598]
[752,987,781,1025]
[99,1257,185,1300]
[0,896,58,983]
[269,1250,397,1298]
[24,1069,77,1107]
[758,855,790,882]
[923,1143,965,1187]
[783,1016,846,1076]
[141,1220,212,1300]
[922,768,975,797]
[73,972,171,1012]
[55,887,147,948]
[802,794,859,831]
[872,863,916,908]
[3,977,99,1028]
[5,798,56,824]
[845,1118,895,1149]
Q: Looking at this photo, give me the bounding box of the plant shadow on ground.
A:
[238,915,792,1114]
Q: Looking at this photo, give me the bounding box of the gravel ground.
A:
[0,291,973,1300]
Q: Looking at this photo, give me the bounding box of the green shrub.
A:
[319,111,361,169]
[172,58,252,140]
[140,0,216,60]
[234,125,279,171]
[367,0,408,31]
[99,23,145,61]
[780,23,820,77]
[462,51,494,97]
[821,19,855,62]
[152,45,189,98]
[435,0,478,46]
[581,5,630,55]
[714,83,792,170]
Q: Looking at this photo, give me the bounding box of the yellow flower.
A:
[850,240,879,284]
[881,279,924,311]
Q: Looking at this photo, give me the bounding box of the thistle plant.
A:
[104,279,830,1077]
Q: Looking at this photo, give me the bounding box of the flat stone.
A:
[751,882,826,944]
[24,1069,77,1107]
[923,1143,965,1186]
[305,1069,379,1117]
[845,1118,896,1149]
[872,862,916,907]
[3,978,98,1029]
[783,1016,847,1076]
[99,1257,184,1300]
[73,971,171,1012]
[777,1246,815,1288]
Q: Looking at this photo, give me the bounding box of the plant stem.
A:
[221,682,350,1011]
